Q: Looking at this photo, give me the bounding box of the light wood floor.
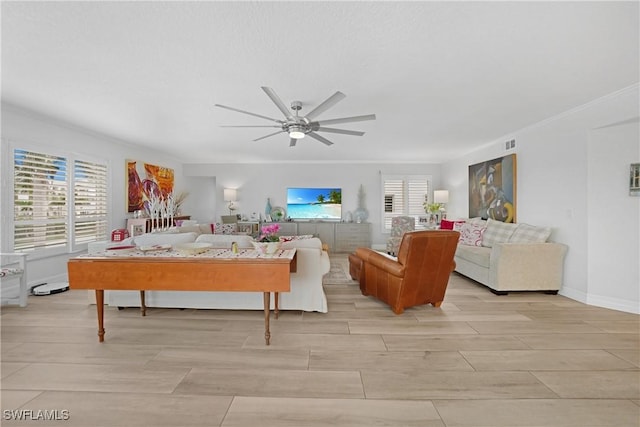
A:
[1,255,639,426]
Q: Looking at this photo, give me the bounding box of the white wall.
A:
[184,163,442,247]
[1,104,191,286]
[441,84,640,313]
[587,121,640,312]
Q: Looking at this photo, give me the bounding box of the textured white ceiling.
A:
[2,1,638,163]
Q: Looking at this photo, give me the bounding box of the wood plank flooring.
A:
[1,255,638,426]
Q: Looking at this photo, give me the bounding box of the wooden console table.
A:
[67,249,296,345]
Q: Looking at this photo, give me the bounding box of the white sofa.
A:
[87,233,329,312]
[453,218,568,294]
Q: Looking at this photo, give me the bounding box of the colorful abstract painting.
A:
[126,160,174,213]
[468,154,517,223]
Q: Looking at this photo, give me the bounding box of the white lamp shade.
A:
[223,188,237,202]
[434,190,449,204]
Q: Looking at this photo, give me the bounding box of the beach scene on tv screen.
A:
[287,188,342,219]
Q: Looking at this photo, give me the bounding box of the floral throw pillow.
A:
[213,223,237,235]
[458,223,486,246]
[279,235,313,242]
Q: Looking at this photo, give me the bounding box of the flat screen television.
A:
[286,187,342,220]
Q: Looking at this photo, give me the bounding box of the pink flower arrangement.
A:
[258,223,280,242]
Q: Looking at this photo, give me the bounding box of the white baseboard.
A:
[560,287,639,314]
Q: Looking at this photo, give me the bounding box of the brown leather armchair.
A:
[350,230,459,314]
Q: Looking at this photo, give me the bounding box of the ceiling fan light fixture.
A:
[289,126,305,139]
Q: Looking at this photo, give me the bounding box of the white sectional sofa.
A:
[87,232,329,312]
[453,218,568,294]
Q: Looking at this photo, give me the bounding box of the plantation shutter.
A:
[74,159,108,245]
[407,179,429,216]
[14,149,68,251]
[382,175,430,231]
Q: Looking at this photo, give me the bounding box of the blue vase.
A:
[265,198,272,217]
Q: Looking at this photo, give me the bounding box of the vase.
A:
[265,198,272,218]
[252,241,281,256]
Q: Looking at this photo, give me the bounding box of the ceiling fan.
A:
[215,87,376,147]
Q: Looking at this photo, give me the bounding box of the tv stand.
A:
[269,221,370,252]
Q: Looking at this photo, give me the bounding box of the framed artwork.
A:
[127,218,148,236]
[238,222,259,235]
[468,154,517,223]
[126,160,174,213]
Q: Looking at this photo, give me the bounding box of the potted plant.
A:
[252,223,281,255]
[423,202,442,224]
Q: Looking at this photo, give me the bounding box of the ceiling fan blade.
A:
[305,91,346,121]
[313,114,376,126]
[261,87,294,120]
[307,132,334,146]
[289,138,297,147]
[253,130,285,142]
[316,127,365,136]
[220,125,282,128]
[214,104,282,123]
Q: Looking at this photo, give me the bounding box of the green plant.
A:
[424,202,441,213]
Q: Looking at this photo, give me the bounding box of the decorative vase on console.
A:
[353,184,369,223]
[265,198,272,220]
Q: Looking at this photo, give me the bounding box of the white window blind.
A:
[74,159,108,245]
[381,175,430,231]
[14,149,69,251]
[13,148,108,252]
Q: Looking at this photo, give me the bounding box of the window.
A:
[13,148,108,253]
[74,159,108,245]
[381,174,431,231]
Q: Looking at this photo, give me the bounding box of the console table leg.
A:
[263,292,271,345]
[95,290,105,342]
[140,290,146,316]
[274,292,279,319]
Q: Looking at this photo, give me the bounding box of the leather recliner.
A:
[350,230,459,314]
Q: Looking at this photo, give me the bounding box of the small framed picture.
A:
[630,163,640,196]
[130,224,145,236]
[127,218,147,236]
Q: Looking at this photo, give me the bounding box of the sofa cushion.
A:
[481,218,518,247]
[214,223,237,235]
[468,217,488,226]
[195,234,254,248]
[455,245,491,268]
[509,223,551,243]
[458,223,485,246]
[133,232,198,247]
[440,219,466,230]
[176,225,202,234]
[280,237,323,250]
[279,235,313,242]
